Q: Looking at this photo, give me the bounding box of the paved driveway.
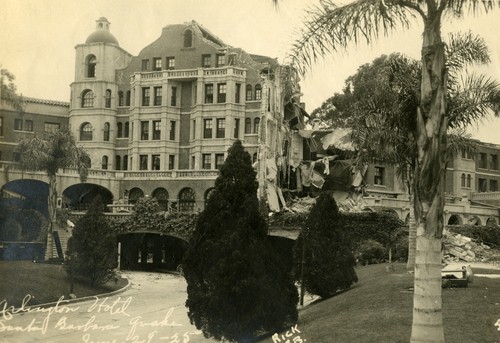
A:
[0,271,217,343]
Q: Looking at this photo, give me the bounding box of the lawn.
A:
[0,261,128,308]
[259,263,500,343]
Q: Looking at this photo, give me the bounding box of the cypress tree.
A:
[65,196,117,286]
[296,193,358,298]
[184,141,298,342]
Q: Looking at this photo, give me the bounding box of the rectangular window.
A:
[24,120,33,132]
[12,152,21,162]
[234,118,240,138]
[141,59,149,71]
[14,119,23,131]
[479,153,488,169]
[216,118,225,138]
[171,86,177,106]
[217,83,227,103]
[203,119,212,138]
[168,155,175,170]
[153,58,162,71]
[152,120,161,140]
[152,155,161,170]
[374,166,385,185]
[202,54,211,67]
[205,84,214,104]
[216,54,226,67]
[478,178,487,192]
[0,117,3,136]
[166,57,175,70]
[124,122,130,137]
[141,121,149,140]
[192,119,196,140]
[140,155,148,170]
[170,121,176,140]
[142,87,150,106]
[235,83,241,103]
[491,154,498,170]
[154,87,162,106]
[191,156,195,169]
[215,154,224,169]
[44,122,60,134]
[490,179,498,192]
[202,154,212,169]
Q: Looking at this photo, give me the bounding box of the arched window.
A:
[128,188,144,205]
[117,123,123,138]
[253,152,258,163]
[123,155,128,170]
[254,117,260,134]
[80,122,93,141]
[183,29,193,47]
[179,188,196,212]
[204,188,216,206]
[467,174,472,188]
[103,122,110,141]
[126,90,131,106]
[124,122,130,137]
[152,187,169,211]
[118,91,124,106]
[105,89,112,108]
[244,118,251,134]
[461,173,466,187]
[86,55,96,77]
[255,84,262,100]
[246,85,253,101]
[115,155,121,170]
[101,155,108,170]
[81,90,94,108]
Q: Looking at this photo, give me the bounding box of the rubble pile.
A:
[286,196,316,214]
[443,230,500,263]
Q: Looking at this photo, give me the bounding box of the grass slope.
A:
[0,261,127,308]
[260,263,500,343]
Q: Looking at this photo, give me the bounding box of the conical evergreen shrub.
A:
[65,196,117,286]
[296,193,358,298]
[184,141,298,342]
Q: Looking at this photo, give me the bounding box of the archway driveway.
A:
[0,272,217,342]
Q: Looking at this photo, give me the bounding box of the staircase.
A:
[50,229,71,260]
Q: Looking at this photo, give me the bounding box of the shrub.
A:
[183,141,298,342]
[295,193,358,298]
[356,239,387,265]
[65,197,117,286]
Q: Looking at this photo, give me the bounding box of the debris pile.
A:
[443,230,500,263]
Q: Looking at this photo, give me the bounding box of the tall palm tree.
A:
[348,32,500,270]
[282,0,499,340]
[1,68,24,113]
[17,129,90,260]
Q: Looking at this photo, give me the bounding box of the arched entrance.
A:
[62,183,113,211]
[0,179,49,217]
[118,232,188,271]
[447,214,462,225]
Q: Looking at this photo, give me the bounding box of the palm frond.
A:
[446,128,477,162]
[289,0,418,75]
[448,73,500,128]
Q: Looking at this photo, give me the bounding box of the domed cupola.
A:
[85,17,119,45]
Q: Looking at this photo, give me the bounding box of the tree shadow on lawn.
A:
[259,263,500,343]
[0,261,127,308]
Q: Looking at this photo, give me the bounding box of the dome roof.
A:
[85,17,119,45]
[85,30,119,45]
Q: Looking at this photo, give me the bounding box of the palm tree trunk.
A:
[407,176,416,270]
[410,13,447,343]
[44,174,57,260]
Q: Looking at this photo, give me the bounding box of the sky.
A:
[1,0,499,142]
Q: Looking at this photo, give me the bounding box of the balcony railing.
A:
[1,162,219,180]
[471,192,500,201]
[132,67,246,82]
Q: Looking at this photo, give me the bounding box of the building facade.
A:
[1,18,300,214]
